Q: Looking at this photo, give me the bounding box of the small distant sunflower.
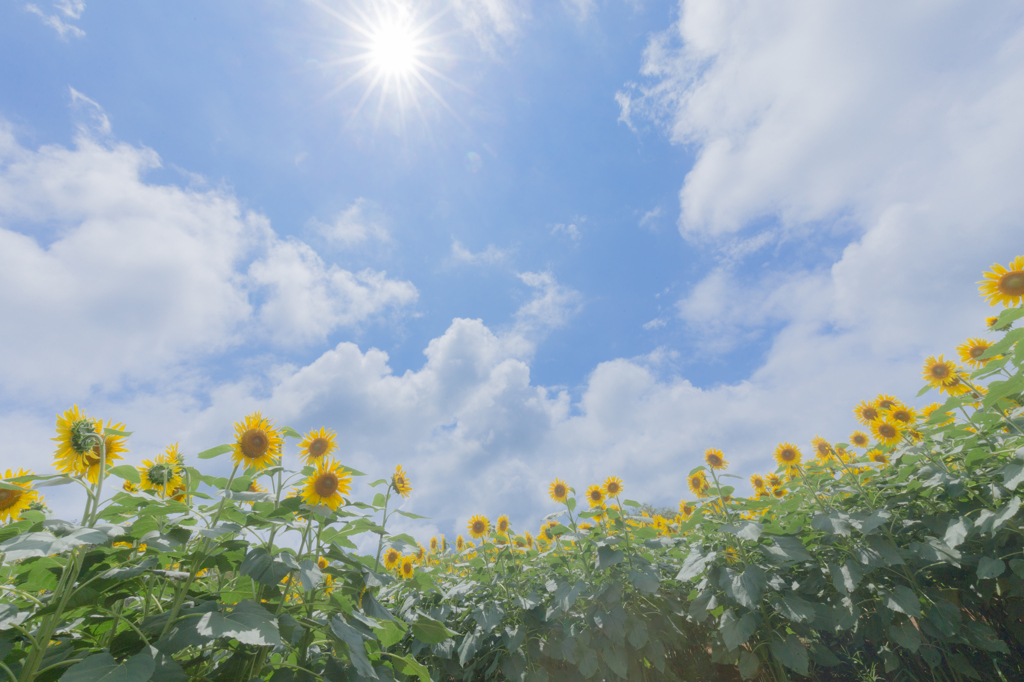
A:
[122,481,139,493]
[496,515,510,535]
[889,405,917,424]
[921,355,959,389]
[603,476,624,497]
[585,484,605,508]
[678,501,695,518]
[578,521,593,531]
[810,437,832,463]
[873,394,902,412]
[869,451,890,466]
[849,431,870,448]
[467,514,489,539]
[986,316,1003,329]
[300,458,352,510]
[383,547,401,570]
[704,448,728,471]
[392,465,413,498]
[429,537,438,553]
[687,472,709,497]
[957,337,994,368]
[853,400,880,425]
[922,403,954,426]
[524,531,534,549]
[138,444,184,495]
[455,535,465,552]
[298,427,337,465]
[765,473,783,489]
[247,480,267,494]
[772,487,786,499]
[0,469,38,522]
[416,544,426,562]
[400,555,415,579]
[773,443,802,468]
[231,411,283,471]
[548,478,569,503]
[871,419,903,446]
[750,474,765,491]
[318,556,329,570]
[979,255,1024,307]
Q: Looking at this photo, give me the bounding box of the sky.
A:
[2,0,1023,543]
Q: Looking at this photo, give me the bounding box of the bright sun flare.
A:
[369,22,417,75]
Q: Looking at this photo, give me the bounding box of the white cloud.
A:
[513,271,582,337]
[551,219,583,242]
[449,238,512,266]
[25,1,85,39]
[68,87,110,135]
[308,198,391,249]
[638,206,661,231]
[642,318,666,330]
[450,0,530,53]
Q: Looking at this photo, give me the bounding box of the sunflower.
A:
[78,419,129,483]
[772,487,786,499]
[810,437,832,463]
[318,556,329,570]
[429,537,438,553]
[392,465,413,498]
[603,476,624,497]
[524,531,534,549]
[400,555,415,579]
[678,501,695,518]
[300,458,352,510]
[496,515,510,535]
[853,400,880,425]
[889,405,917,424]
[231,412,283,471]
[750,474,765,491]
[704,448,728,471]
[298,427,337,465]
[939,373,971,396]
[956,337,993,369]
[455,535,465,552]
[921,402,953,425]
[849,431,870,448]
[0,469,38,522]
[869,451,890,466]
[921,355,959,389]
[979,255,1024,307]
[139,444,184,495]
[248,480,267,494]
[986,316,1004,330]
[773,443,802,468]
[52,405,100,475]
[416,544,426,562]
[467,514,489,539]
[441,536,448,552]
[585,485,605,508]
[765,473,783,489]
[687,471,709,496]
[383,547,401,570]
[122,481,139,493]
[548,478,569,503]
[871,419,903,446]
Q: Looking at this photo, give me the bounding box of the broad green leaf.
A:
[368,478,389,488]
[375,620,406,648]
[472,604,504,633]
[760,536,812,564]
[812,511,852,536]
[828,561,865,595]
[197,444,232,460]
[773,594,816,623]
[298,558,324,591]
[676,548,715,581]
[108,465,142,484]
[61,651,155,682]
[975,496,1021,535]
[720,565,766,609]
[576,646,598,678]
[103,427,134,437]
[719,609,757,651]
[411,617,457,644]
[849,509,890,535]
[239,547,291,586]
[978,556,1006,579]
[280,426,302,439]
[601,644,628,679]
[884,586,921,617]
[387,653,431,682]
[927,599,961,637]
[721,521,762,541]
[944,516,972,548]
[998,462,1024,490]
[738,650,759,680]
[458,630,481,667]
[195,600,282,646]
[622,499,641,507]
[889,622,921,652]
[330,615,378,679]
[628,563,661,594]
[394,510,429,520]
[908,536,962,566]
[770,634,809,677]
[596,544,624,570]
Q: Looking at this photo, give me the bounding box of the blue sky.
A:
[2,0,1024,541]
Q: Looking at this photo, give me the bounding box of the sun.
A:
[368,20,418,76]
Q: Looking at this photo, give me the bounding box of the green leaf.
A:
[577,646,598,678]
[978,556,1006,579]
[889,622,921,652]
[411,617,457,644]
[107,465,142,484]
[622,499,641,508]
[566,497,576,512]
[330,615,378,679]
[368,478,388,488]
[375,620,406,648]
[61,651,155,682]
[812,511,852,536]
[677,547,715,581]
[372,493,386,507]
[297,559,324,591]
[628,563,661,594]
[760,536,812,564]
[944,516,973,548]
[458,630,481,667]
[596,545,624,570]
[103,427,134,437]
[999,462,1024,490]
[387,653,431,682]
[394,510,429,520]
[720,565,765,609]
[927,599,961,637]
[773,594,816,623]
[719,609,757,651]
[239,547,291,586]
[197,444,232,460]
[770,634,809,677]
[722,521,762,542]
[196,600,282,646]
[828,561,865,595]
[983,374,1024,408]
[975,496,1021,535]
[280,426,302,439]
[738,650,759,680]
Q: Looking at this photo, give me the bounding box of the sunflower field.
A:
[1,258,1024,682]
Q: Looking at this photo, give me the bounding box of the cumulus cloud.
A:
[25,0,85,39]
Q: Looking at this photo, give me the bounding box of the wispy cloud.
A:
[449,238,512,266]
[551,216,585,242]
[308,199,391,249]
[638,206,661,231]
[25,0,85,40]
[450,0,529,53]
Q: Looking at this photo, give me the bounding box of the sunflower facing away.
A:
[138,444,184,495]
[496,515,510,535]
[231,411,283,471]
[585,484,605,508]
[849,431,870,448]
[871,419,903,447]
[773,443,802,468]
[383,547,401,570]
[0,469,38,522]
[603,476,624,497]
[392,465,413,498]
[704,448,728,471]
[548,478,569,503]
[52,405,100,476]
[957,337,994,369]
[467,514,490,539]
[853,400,880,425]
[400,555,415,579]
[300,458,353,510]
[73,419,129,483]
[979,255,1024,307]
[298,427,337,465]
[687,472,709,497]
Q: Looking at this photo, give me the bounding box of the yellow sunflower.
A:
[871,419,903,446]
[455,535,465,552]
[383,547,401,570]
[849,431,870,448]
[872,394,902,412]
[750,474,765,491]
[392,465,412,498]
[467,514,490,539]
[318,556,329,570]
[416,544,426,562]
[939,373,971,396]
[772,487,786,499]
[678,501,695,518]
[687,471,709,496]
[889,405,917,424]
[247,480,267,494]
[138,444,184,495]
[869,451,890,466]
[986,316,1002,329]
[773,443,802,468]
[429,537,438,553]
[810,437,832,463]
[524,531,534,549]
[300,458,352,510]
[298,427,337,465]
[585,484,605,508]
[921,355,959,389]
[548,478,569,503]
[979,255,1024,307]
[957,337,994,368]
[0,469,38,522]
[704,448,728,471]
[853,400,880,425]
[231,411,283,471]
[52,405,99,475]
[400,555,415,579]
[765,473,783,489]
[122,481,139,493]
[603,475,624,497]
[496,515,510,535]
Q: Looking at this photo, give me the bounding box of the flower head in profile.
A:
[429,536,438,553]
[810,437,832,463]
[585,484,605,508]
[849,431,870,448]
[524,531,534,549]
[704,448,728,471]
[298,427,337,465]
[853,400,879,425]
[871,419,903,447]
[0,469,38,522]
[548,478,569,503]
[139,444,184,496]
[300,458,352,510]
[496,515,510,535]
[455,535,465,552]
[392,465,412,498]
[979,255,1024,307]
[687,471,709,497]
[773,443,802,468]
[383,547,401,570]
[231,411,283,471]
[603,476,624,497]
[416,544,426,562]
[467,514,489,539]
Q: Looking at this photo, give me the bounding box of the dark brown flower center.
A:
[472,521,485,534]
[241,430,268,459]
[554,484,566,498]
[314,473,339,497]
[0,488,19,507]
[308,438,329,458]
[879,424,896,438]
[999,272,1024,296]
[970,345,987,359]
[931,364,950,379]
[780,449,796,461]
